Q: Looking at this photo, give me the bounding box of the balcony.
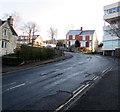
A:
[103,12,120,24]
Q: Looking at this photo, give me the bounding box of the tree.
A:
[56,41,63,47]
[98,43,103,47]
[24,22,39,46]
[107,21,120,38]
[75,40,80,48]
[48,27,57,44]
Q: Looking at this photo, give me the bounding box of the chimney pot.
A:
[80,27,83,31]
[7,16,13,27]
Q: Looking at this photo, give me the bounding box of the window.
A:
[21,37,24,39]
[25,37,28,39]
[89,42,92,48]
[3,29,7,36]
[66,35,69,39]
[70,40,75,45]
[82,36,86,40]
[73,35,75,39]
[81,41,86,47]
[86,42,89,47]
[89,36,92,40]
[104,7,120,15]
[2,41,4,48]
[108,9,112,14]
[112,8,117,13]
[2,41,7,48]
[104,10,108,15]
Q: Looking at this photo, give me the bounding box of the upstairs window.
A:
[89,36,92,40]
[104,7,120,15]
[2,41,7,48]
[3,29,7,36]
[73,35,75,39]
[66,35,69,39]
[82,36,86,40]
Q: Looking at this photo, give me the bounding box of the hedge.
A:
[19,45,56,62]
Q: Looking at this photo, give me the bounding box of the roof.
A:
[67,30,82,35]
[80,30,95,35]
[18,35,42,41]
[0,20,6,26]
[32,35,40,40]
[7,21,18,36]
[67,30,95,36]
[0,19,18,36]
[9,25,18,36]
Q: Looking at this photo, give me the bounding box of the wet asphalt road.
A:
[2,52,115,110]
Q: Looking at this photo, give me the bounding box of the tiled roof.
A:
[67,30,95,35]
[80,30,95,35]
[18,35,42,41]
[67,30,82,35]
[9,25,18,36]
[0,20,18,36]
[0,20,6,26]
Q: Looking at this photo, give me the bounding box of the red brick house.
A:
[66,27,98,52]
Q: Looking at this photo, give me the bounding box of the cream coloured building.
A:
[0,16,18,56]
[17,35,43,47]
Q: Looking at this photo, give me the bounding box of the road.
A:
[2,52,115,110]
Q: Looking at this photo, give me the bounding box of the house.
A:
[17,35,43,47]
[66,27,98,52]
[0,16,18,56]
[103,1,120,56]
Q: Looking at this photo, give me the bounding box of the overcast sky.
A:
[0,0,119,42]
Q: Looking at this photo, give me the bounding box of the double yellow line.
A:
[54,84,90,112]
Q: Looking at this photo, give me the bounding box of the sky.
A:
[0,0,119,42]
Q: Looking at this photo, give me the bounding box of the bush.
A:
[19,45,56,62]
[2,57,22,66]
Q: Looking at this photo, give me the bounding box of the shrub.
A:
[19,45,56,62]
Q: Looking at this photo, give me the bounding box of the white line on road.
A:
[7,83,25,90]
[1,82,16,88]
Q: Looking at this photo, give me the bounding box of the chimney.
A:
[80,27,83,31]
[0,19,2,26]
[7,16,13,27]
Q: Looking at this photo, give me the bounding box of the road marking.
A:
[93,76,99,80]
[91,76,96,80]
[102,68,108,74]
[3,82,16,87]
[102,65,113,75]
[54,84,89,112]
[73,84,85,94]
[1,82,16,88]
[7,83,25,90]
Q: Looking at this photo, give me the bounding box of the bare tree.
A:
[24,22,39,46]
[2,11,22,32]
[48,27,57,44]
[107,21,120,38]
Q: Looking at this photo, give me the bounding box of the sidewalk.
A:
[2,53,73,73]
[69,58,119,110]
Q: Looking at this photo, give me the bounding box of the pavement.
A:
[68,57,120,111]
[2,52,73,73]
